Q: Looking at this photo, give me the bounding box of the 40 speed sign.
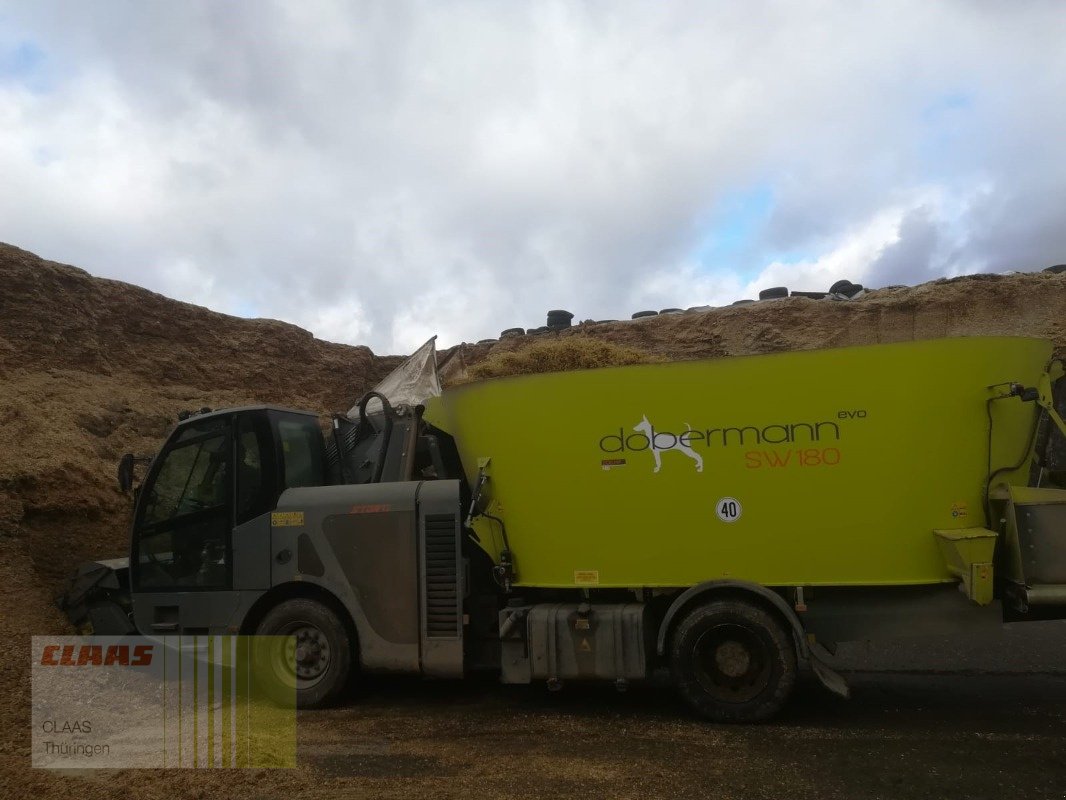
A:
[716,497,742,523]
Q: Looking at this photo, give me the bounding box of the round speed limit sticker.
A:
[716,497,742,523]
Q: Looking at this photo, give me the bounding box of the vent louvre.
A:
[424,513,459,638]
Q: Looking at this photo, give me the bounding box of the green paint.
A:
[207,636,215,768]
[221,635,231,769]
[177,635,182,767]
[192,635,198,769]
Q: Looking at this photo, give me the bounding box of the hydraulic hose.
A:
[356,391,395,483]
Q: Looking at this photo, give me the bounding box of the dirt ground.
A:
[5,662,1066,800]
[3,243,1066,798]
[301,667,1066,800]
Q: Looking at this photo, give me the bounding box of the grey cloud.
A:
[949,180,1066,276]
[1,1,1066,351]
[867,207,941,288]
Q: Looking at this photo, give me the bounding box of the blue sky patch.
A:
[234,300,261,318]
[0,38,49,91]
[922,89,975,121]
[918,89,977,174]
[691,181,778,280]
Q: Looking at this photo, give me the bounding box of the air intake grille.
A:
[424,513,459,638]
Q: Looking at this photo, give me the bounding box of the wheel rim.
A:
[274,621,331,688]
[692,623,772,704]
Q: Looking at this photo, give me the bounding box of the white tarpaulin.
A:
[348,336,441,418]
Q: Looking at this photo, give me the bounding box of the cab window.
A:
[135,419,232,590]
[235,413,276,524]
[277,417,325,489]
[143,429,229,525]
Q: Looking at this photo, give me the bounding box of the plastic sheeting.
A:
[347,336,441,419]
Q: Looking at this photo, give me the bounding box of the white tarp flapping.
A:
[347,336,441,419]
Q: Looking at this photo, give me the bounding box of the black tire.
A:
[828,279,855,295]
[758,286,788,300]
[546,310,574,329]
[255,598,354,709]
[669,599,797,723]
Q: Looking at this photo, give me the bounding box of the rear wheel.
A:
[670,599,796,723]
[255,598,353,708]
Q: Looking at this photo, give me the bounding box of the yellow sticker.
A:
[573,570,600,586]
[951,502,968,519]
[271,511,305,527]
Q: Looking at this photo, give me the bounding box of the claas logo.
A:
[39,644,154,667]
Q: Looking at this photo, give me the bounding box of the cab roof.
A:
[174,405,320,426]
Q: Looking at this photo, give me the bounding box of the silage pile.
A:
[440,271,1066,383]
[457,338,660,382]
[0,243,403,580]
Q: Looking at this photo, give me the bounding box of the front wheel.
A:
[669,599,797,723]
[254,598,354,708]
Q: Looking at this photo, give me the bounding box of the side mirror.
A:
[118,453,135,493]
[117,453,154,493]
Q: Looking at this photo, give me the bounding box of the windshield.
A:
[142,431,229,526]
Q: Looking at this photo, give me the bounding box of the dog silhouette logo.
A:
[632,415,704,473]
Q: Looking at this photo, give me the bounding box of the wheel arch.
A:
[656,580,808,659]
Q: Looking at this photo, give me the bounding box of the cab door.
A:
[130,413,268,634]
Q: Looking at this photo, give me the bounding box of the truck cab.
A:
[64,384,490,708]
[131,406,324,605]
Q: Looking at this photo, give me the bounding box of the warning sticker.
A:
[573,570,600,586]
[951,502,969,519]
[601,459,627,471]
[271,511,305,527]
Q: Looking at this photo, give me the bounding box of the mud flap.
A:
[808,642,850,699]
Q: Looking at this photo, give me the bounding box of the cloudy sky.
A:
[1,2,1065,354]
